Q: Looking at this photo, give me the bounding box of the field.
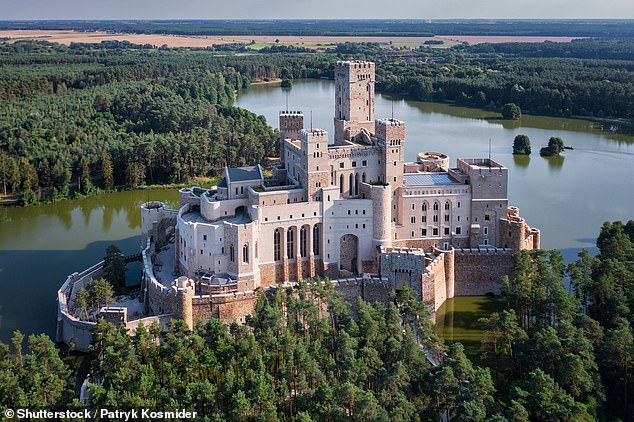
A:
[435,35,579,44]
[0,30,579,49]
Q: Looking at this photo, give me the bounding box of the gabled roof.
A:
[225,165,263,183]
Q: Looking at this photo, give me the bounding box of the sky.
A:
[1,0,633,20]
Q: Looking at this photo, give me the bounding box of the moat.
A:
[1,78,634,344]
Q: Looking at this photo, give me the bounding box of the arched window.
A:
[349,173,354,196]
[274,229,281,261]
[340,174,344,194]
[422,202,428,212]
[445,201,450,210]
[287,229,295,259]
[300,226,307,257]
[229,245,235,262]
[354,173,359,196]
[362,172,366,183]
[433,202,439,211]
[242,244,249,263]
[313,225,320,256]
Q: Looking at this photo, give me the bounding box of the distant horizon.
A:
[2,18,634,22]
[2,0,633,20]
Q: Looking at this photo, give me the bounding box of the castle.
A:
[57,61,539,351]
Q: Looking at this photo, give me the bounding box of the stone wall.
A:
[330,276,391,304]
[454,248,514,295]
[56,261,103,353]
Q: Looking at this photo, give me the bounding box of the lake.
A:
[0,78,633,344]
[0,190,178,343]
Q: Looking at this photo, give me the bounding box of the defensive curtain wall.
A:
[58,242,519,352]
[57,237,392,352]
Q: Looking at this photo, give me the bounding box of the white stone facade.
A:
[142,60,540,296]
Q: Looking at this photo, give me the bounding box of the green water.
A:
[434,296,507,355]
[0,190,178,342]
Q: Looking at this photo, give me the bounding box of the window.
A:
[422,203,427,212]
[287,229,295,259]
[457,202,461,208]
[445,202,450,210]
[456,227,462,235]
[242,244,249,263]
[313,225,320,255]
[433,202,439,211]
[352,161,357,167]
[484,227,489,235]
[203,235,207,241]
[340,174,344,194]
[422,215,427,223]
[484,239,489,245]
[433,215,438,223]
[444,214,449,222]
[339,162,344,169]
[444,227,450,235]
[433,228,439,236]
[274,229,281,261]
[411,216,416,224]
[230,245,235,262]
[422,229,427,236]
[362,160,367,166]
[300,226,307,257]
[485,214,490,221]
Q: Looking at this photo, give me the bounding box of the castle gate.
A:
[339,234,359,275]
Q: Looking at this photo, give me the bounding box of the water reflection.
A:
[545,154,565,171]
[512,154,531,168]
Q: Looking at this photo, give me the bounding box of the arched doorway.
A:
[339,234,359,275]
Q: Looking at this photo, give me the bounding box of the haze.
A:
[1,0,633,20]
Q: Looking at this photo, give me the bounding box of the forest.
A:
[3,38,634,204]
[0,41,330,203]
[0,221,632,420]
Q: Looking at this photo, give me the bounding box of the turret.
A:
[175,276,194,330]
[371,183,393,253]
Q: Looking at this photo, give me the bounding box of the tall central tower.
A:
[334,61,375,145]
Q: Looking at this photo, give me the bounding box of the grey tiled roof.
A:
[226,165,262,182]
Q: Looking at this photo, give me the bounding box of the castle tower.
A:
[299,129,330,200]
[279,111,304,165]
[279,111,304,141]
[376,118,405,187]
[334,61,376,145]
